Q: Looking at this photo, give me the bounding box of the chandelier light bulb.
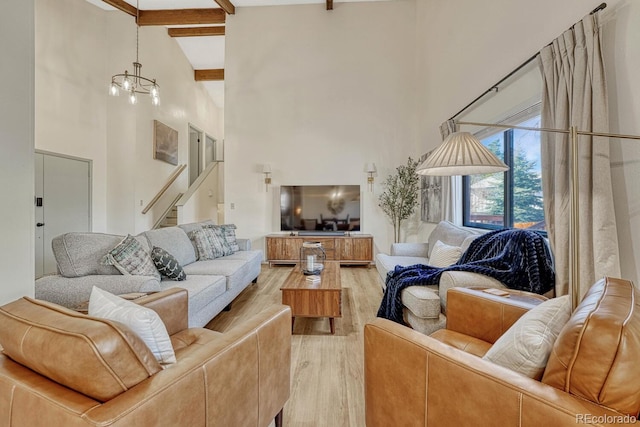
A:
[128,90,137,105]
[109,81,119,96]
[151,95,160,106]
[150,83,159,98]
[122,73,131,91]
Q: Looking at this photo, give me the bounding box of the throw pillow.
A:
[203,224,237,255]
[151,247,186,281]
[482,295,571,379]
[188,228,226,260]
[188,228,215,260]
[88,287,176,365]
[203,226,230,257]
[103,235,160,280]
[429,240,463,267]
[220,224,240,252]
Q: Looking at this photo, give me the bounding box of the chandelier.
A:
[108,1,159,106]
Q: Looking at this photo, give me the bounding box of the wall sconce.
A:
[263,164,272,191]
[365,163,377,191]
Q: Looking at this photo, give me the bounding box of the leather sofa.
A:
[0,288,291,427]
[364,277,640,426]
[35,220,263,327]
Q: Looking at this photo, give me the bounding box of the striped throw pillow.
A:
[429,240,462,267]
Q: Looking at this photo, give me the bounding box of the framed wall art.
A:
[153,120,178,165]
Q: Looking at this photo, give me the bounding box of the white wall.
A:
[179,162,223,224]
[0,0,35,303]
[225,2,419,254]
[35,0,224,236]
[35,0,108,231]
[415,0,640,283]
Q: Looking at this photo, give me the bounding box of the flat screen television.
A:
[280,185,361,233]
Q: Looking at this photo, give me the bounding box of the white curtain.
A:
[539,12,620,298]
[439,120,460,224]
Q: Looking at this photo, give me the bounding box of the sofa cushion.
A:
[34,274,161,311]
[160,275,226,318]
[483,295,570,379]
[182,259,246,276]
[542,277,640,416]
[183,260,248,290]
[0,297,161,402]
[89,287,176,365]
[52,232,124,277]
[52,232,153,278]
[404,310,447,336]
[461,235,478,253]
[429,240,462,267]
[217,250,262,264]
[177,219,216,236]
[375,253,428,288]
[144,227,197,267]
[401,286,440,319]
[103,235,161,280]
[428,221,480,258]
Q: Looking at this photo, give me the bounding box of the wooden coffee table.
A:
[280,261,342,334]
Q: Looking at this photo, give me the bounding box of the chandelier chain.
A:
[135,0,140,64]
[108,0,160,105]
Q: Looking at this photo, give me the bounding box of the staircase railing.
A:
[141,164,187,214]
[176,161,221,207]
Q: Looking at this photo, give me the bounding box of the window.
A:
[463,114,545,231]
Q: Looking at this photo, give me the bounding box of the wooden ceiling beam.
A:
[138,9,226,26]
[168,26,225,37]
[326,0,333,10]
[213,0,235,15]
[194,69,224,81]
[101,0,137,17]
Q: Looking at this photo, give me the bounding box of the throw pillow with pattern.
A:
[204,224,239,254]
[202,226,229,257]
[151,247,186,281]
[188,229,215,260]
[218,224,240,253]
[103,235,160,280]
[188,228,227,260]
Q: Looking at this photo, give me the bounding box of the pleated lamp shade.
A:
[416,132,509,176]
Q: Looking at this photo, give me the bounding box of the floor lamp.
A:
[417,120,640,310]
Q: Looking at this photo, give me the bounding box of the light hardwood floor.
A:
[206,264,383,427]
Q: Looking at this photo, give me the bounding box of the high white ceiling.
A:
[86,0,387,108]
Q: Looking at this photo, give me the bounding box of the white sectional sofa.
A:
[35,221,262,327]
[375,221,506,334]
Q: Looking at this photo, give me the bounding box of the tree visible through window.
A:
[463,115,545,231]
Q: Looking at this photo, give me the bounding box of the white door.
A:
[35,152,91,278]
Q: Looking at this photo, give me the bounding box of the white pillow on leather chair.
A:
[89,286,176,365]
[482,295,570,379]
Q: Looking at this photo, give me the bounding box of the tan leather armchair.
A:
[365,278,640,426]
[0,288,292,427]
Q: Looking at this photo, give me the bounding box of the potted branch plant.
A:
[378,157,420,243]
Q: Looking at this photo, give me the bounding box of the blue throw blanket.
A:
[377,229,555,325]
